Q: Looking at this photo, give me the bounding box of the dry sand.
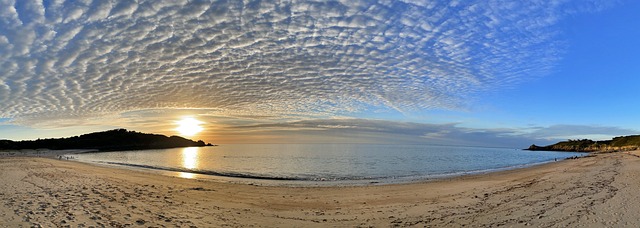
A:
[1,150,639,227]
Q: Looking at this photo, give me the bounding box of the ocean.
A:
[72,144,587,186]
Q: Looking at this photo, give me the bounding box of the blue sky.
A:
[0,0,639,148]
[483,1,640,130]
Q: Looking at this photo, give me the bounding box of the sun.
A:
[176,117,204,137]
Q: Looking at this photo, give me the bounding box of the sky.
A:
[0,0,639,148]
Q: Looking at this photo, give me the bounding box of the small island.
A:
[0,129,214,152]
[526,135,640,152]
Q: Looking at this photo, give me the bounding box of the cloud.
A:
[219,118,552,147]
[0,0,616,125]
[524,125,640,141]
[208,118,639,147]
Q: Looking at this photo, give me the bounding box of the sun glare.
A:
[176,117,203,136]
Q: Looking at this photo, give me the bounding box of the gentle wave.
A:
[98,158,566,183]
[100,161,417,182]
[100,161,302,181]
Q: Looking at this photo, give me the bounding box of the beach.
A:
[1,151,639,227]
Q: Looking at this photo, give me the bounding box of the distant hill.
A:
[0,129,213,151]
[526,135,640,152]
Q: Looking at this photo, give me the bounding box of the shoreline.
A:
[2,151,638,226]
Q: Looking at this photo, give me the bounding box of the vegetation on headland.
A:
[0,129,214,151]
[527,135,640,152]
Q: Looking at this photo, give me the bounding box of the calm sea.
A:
[72,144,586,186]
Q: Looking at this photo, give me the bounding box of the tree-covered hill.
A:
[527,135,640,152]
[0,129,212,151]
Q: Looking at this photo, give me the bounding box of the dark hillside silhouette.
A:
[0,129,213,151]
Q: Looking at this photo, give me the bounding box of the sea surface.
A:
[72,144,587,186]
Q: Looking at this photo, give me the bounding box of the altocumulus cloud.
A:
[0,0,613,125]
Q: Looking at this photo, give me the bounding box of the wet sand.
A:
[1,151,639,227]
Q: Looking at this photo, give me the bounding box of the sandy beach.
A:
[1,151,639,227]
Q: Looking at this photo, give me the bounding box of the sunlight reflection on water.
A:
[178,172,196,179]
[179,147,199,178]
[182,147,199,169]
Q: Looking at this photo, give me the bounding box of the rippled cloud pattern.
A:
[0,0,608,122]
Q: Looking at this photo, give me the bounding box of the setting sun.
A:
[176,117,204,137]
